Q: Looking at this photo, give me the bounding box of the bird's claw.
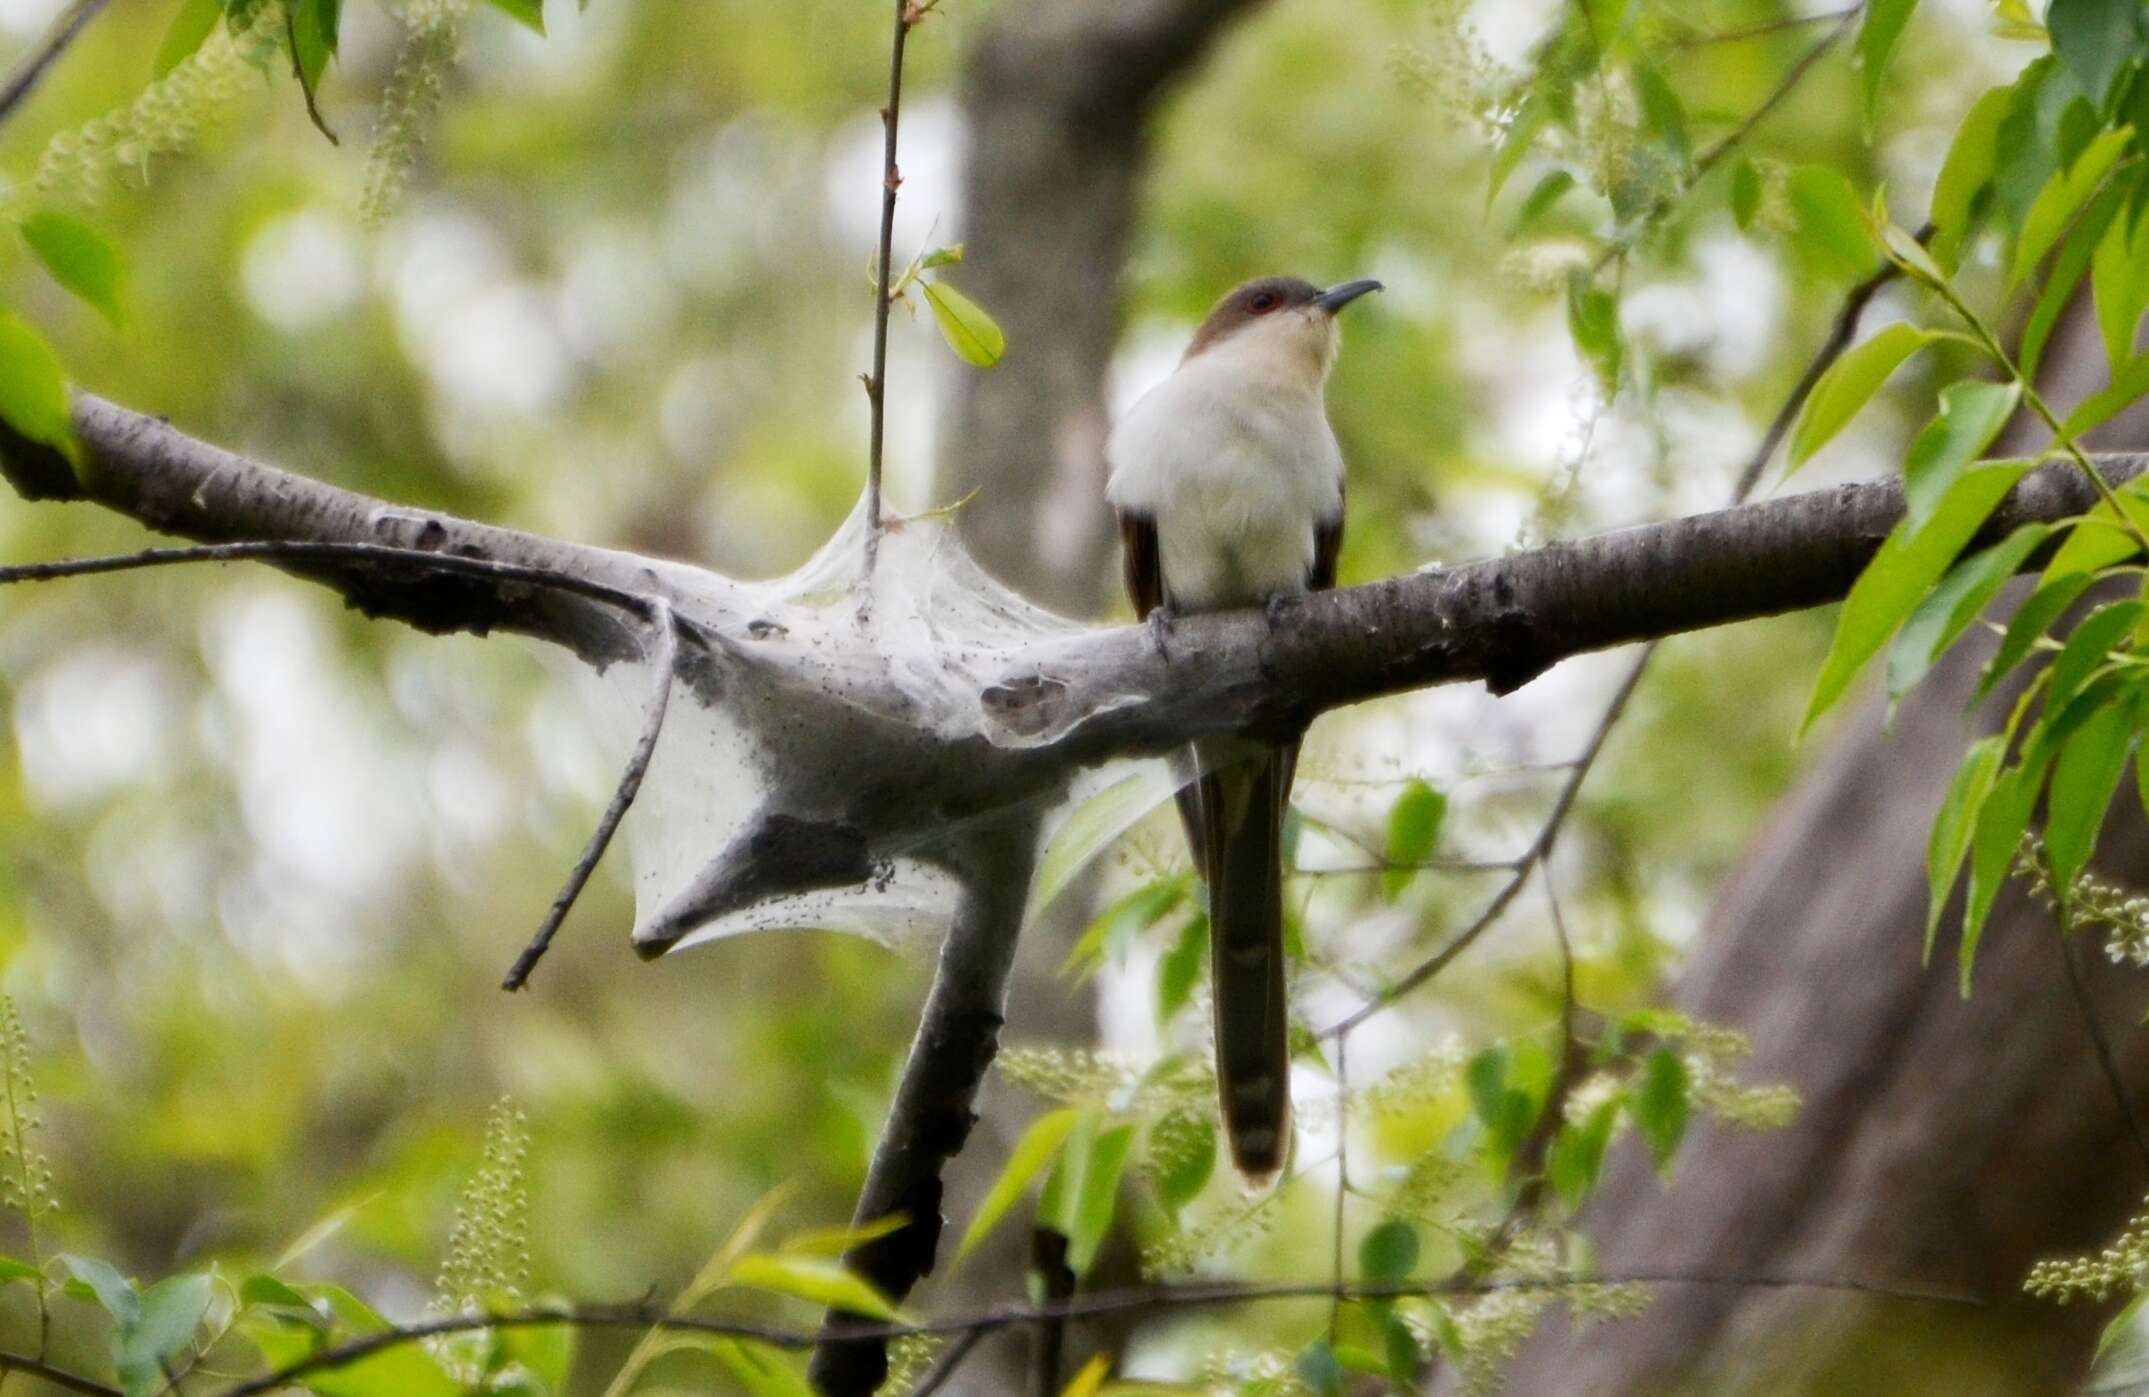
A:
[1147,606,1176,660]
[1262,593,1297,631]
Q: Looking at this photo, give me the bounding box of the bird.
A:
[1105,274,1381,1182]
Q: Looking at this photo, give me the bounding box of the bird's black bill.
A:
[1316,278,1383,313]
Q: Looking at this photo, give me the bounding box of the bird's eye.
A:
[1248,291,1280,314]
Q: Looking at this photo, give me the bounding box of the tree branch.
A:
[225,1269,1976,1397]
[0,0,108,127]
[810,814,1042,1395]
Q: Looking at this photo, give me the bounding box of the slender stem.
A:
[1928,274,2149,555]
[500,602,678,990]
[0,1351,115,1397]
[228,1271,1979,1395]
[0,0,107,129]
[1691,8,1859,180]
[910,1329,988,1397]
[864,0,916,547]
[2053,897,2149,1178]
[1667,6,1860,51]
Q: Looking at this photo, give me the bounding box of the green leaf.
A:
[2010,125,2133,290]
[1927,735,2006,958]
[1788,324,1938,470]
[0,312,75,458]
[154,0,222,78]
[293,1284,463,1397]
[2049,0,2145,109]
[1856,0,1920,129]
[1730,158,1763,231]
[1630,1047,1690,1174]
[2094,200,2149,373]
[291,0,343,106]
[921,280,1005,368]
[22,211,126,328]
[1384,1311,1424,1385]
[707,1339,815,1397]
[2063,350,2149,443]
[1786,165,1877,278]
[1902,381,2021,532]
[1381,779,1447,902]
[1981,572,2098,703]
[1632,62,1688,164]
[1486,96,1546,209]
[1027,767,1176,927]
[2040,483,2149,584]
[1931,86,2013,271]
[2097,1288,2149,1360]
[1358,1221,1419,1282]
[1150,1109,1215,1213]
[116,1274,211,1397]
[1511,169,1576,235]
[2022,172,2130,379]
[239,1273,319,1316]
[1464,1046,1536,1174]
[1061,1354,1111,1397]
[1804,463,2030,731]
[1296,1342,1343,1397]
[2046,694,2135,892]
[1890,524,2051,707]
[1062,877,1187,978]
[1156,913,1206,1026]
[482,0,545,35]
[61,1254,138,1326]
[1565,270,1621,396]
[1964,753,2052,992]
[724,1253,908,1322]
[0,1256,40,1286]
[1065,1123,1135,1275]
[954,1107,1080,1264]
[1548,1098,1620,1206]
[2047,602,2145,720]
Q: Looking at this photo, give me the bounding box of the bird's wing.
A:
[1119,508,1164,618]
[1310,492,1343,593]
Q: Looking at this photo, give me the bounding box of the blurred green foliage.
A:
[0,0,2101,1390]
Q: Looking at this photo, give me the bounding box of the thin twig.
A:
[1735,225,1927,500]
[1327,653,1646,1037]
[1668,6,1860,52]
[910,1328,988,1397]
[0,540,683,987]
[1692,7,1860,180]
[863,0,921,549]
[0,0,108,128]
[1325,223,1931,1038]
[1328,1030,1350,1342]
[2055,904,2149,1179]
[225,1270,1979,1396]
[502,600,678,990]
[0,1350,116,1397]
[1492,858,1584,1243]
[0,541,663,617]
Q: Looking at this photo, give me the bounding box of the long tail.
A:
[1195,743,1293,1183]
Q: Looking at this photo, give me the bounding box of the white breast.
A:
[1106,325,1344,612]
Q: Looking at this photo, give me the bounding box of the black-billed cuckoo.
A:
[1106,274,1382,1182]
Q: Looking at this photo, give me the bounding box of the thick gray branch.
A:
[1005,456,2149,760]
[12,396,2146,815]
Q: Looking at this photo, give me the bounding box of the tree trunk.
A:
[1498,308,2149,1396]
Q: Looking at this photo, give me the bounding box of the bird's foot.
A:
[1147,606,1177,660]
[1262,593,1298,632]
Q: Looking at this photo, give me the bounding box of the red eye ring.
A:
[1248,291,1280,313]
